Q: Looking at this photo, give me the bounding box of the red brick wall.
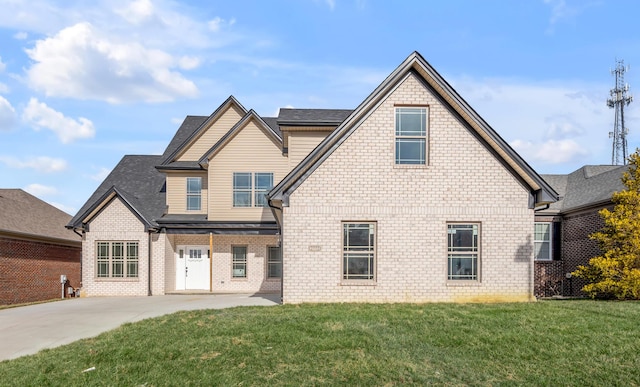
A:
[0,236,81,305]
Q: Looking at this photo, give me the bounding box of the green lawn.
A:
[1,301,639,386]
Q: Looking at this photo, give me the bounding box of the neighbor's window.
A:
[233,172,274,207]
[447,224,479,281]
[232,246,247,278]
[534,222,552,261]
[343,222,376,281]
[96,241,139,278]
[267,246,282,279]
[186,177,202,211]
[395,107,427,165]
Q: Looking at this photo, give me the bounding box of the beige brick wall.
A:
[167,234,280,294]
[82,198,157,296]
[282,73,535,303]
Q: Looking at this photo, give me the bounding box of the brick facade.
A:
[282,74,535,303]
[0,236,81,305]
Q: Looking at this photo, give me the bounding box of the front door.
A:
[176,246,210,290]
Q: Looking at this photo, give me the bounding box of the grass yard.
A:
[1,300,639,386]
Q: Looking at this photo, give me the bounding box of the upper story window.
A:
[534,222,552,261]
[233,172,274,207]
[186,177,202,211]
[395,107,427,165]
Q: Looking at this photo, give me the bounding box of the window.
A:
[96,241,139,278]
[267,246,282,279]
[447,224,479,281]
[255,173,273,207]
[395,107,427,165]
[233,172,273,207]
[343,222,376,281]
[186,177,202,211]
[232,246,247,278]
[534,222,552,261]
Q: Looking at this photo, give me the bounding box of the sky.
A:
[1,0,640,215]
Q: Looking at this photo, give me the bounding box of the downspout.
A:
[148,231,152,296]
[209,232,213,293]
[268,198,284,303]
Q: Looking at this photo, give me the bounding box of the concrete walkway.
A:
[0,293,280,361]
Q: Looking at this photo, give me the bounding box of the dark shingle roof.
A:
[0,189,80,244]
[67,155,166,229]
[162,116,208,160]
[262,117,282,138]
[541,165,628,213]
[277,108,353,126]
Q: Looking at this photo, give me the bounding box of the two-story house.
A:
[67,52,558,302]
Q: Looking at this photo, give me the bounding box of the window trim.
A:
[267,245,282,279]
[395,106,428,166]
[232,245,247,279]
[186,177,202,211]
[95,241,139,279]
[446,222,480,282]
[534,222,553,261]
[341,221,377,284]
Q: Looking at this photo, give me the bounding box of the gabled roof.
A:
[161,96,247,165]
[269,51,558,207]
[198,110,282,167]
[67,155,166,231]
[541,165,628,214]
[277,108,353,126]
[161,115,208,160]
[0,189,80,245]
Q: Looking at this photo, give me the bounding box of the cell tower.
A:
[607,59,633,165]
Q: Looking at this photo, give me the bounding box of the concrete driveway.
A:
[0,293,280,361]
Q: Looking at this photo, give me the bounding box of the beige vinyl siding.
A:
[177,104,245,161]
[208,119,289,222]
[166,172,208,214]
[287,131,330,168]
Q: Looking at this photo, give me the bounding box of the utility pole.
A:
[608,60,633,165]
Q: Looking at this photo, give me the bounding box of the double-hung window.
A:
[395,107,427,165]
[267,246,282,279]
[447,224,479,281]
[186,177,202,211]
[96,241,139,278]
[233,172,273,207]
[232,246,247,278]
[342,222,376,281]
[534,222,552,261]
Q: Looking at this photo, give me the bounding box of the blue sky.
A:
[1,0,639,214]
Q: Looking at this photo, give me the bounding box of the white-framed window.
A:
[447,223,479,281]
[342,222,376,281]
[233,172,273,207]
[186,177,202,211]
[534,222,552,261]
[395,107,427,165]
[267,246,282,279]
[96,241,139,278]
[232,246,247,278]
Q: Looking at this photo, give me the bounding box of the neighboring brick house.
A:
[534,165,628,298]
[0,189,81,305]
[67,52,559,302]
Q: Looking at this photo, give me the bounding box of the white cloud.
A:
[90,167,112,182]
[0,56,5,72]
[24,183,58,197]
[116,0,155,25]
[178,56,201,70]
[25,22,199,103]
[207,16,237,32]
[0,96,16,131]
[451,75,612,171]
[511,139,588,165]
[13,31,28,40]
[23,98,95,143]
[0,155,68,173]
[49,201,76,215]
